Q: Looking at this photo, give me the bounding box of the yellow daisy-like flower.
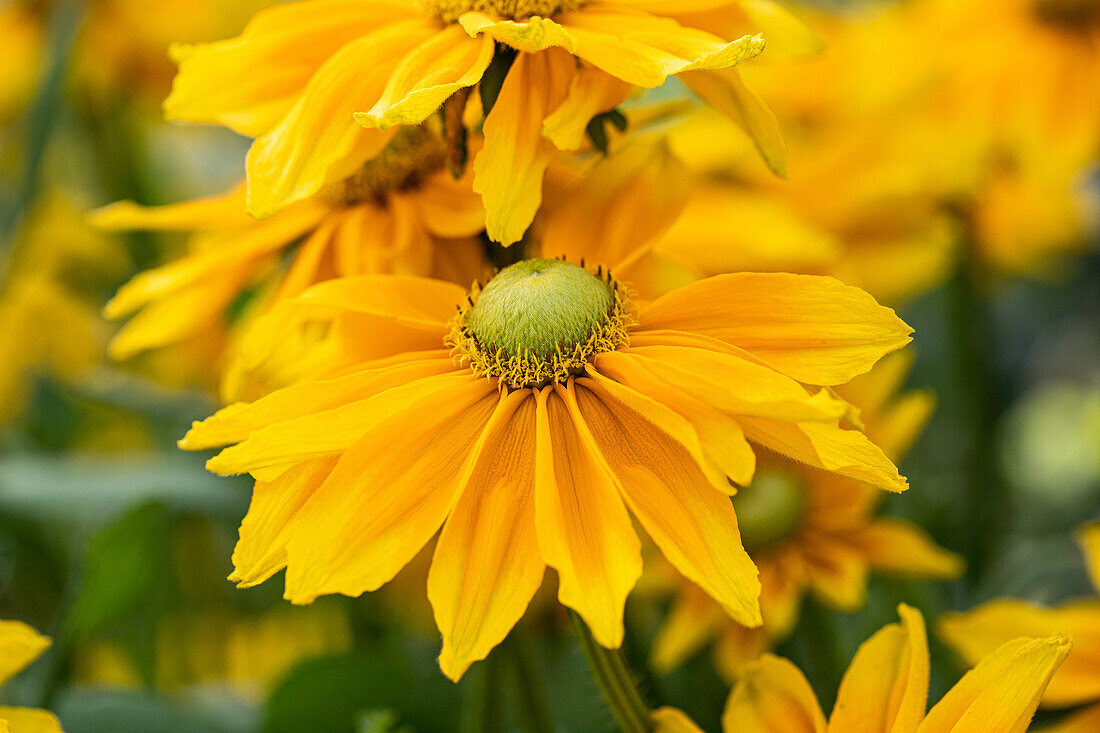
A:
[650,351,963,679]
[939,522,1100,732]
[162,0,805,243]
[92,124,488,399]
[179,253,912,680]
[0,620,63,733]
[654,604,1072,733]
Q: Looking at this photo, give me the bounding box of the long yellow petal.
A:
[854,519,965,579]
[722,654,826,733]
[459,13,577,53]
[542,66,632,150]
[282,380,501,605]
[828,604,929,733]
[474,48,576,245]
[650,585,727,674]
[558,10,764,88]
[0,620,50,686]
[356,26,493,129]
[918,636,1071,733]
[639,273,913,386]
[165,0,417,135]
[430,390,546,681]
[939,600,1100,708]
[0,708,62,733]
[89,184,252,231]
[534,387,642,648]
[574,377,762,627]
[245,20,440,217]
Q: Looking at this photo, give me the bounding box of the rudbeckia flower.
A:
[163,0,806,243]
[939,522,1100,732]
[649,351,963,679]
[653,604,1071,733]
[180,254,912,680]
[0,620,63,732]
[92,124,488,398]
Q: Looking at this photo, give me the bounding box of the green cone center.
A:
[466,259,615,358]
[732,469,807,553]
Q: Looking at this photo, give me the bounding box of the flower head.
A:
[180,255,912,680]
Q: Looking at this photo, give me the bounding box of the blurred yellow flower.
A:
[939,522,1100,732]
[162,0,803,243]
[93,124,488,400]
[0,620,62,733]
[179,255,910,680]
[650,351,963,679]
[656,605,1071,733]
[0,3,42,121]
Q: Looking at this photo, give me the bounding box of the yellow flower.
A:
[649,351,963,679]
[0,3,42,121]
[179,252,911,680]
[656,604,1071,733]
[0,620,63,733]
[939,522,1100,732]
[92,124,488,400]
[162,0,804,243]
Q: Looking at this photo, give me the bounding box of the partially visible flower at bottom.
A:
[939,522,1100,732]
[180,259,912,680]
[0,620,62,732]
[654,604,1071,733]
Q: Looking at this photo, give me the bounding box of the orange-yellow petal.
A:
[542,66,632,150]
[430,390,546,680]
[0,708,62,733]
[723,654,826,733]
[828,603,929,733]
[650,585,727,674]
[89,185,252,231]
[652,707,705,733]
[854,518,964,579]
[0,620,51,686]
[918,636,1071,733]
[639,273,913,387]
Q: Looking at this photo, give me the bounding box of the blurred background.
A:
[0,0,1098,731]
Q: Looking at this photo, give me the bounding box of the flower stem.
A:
[569,610,651,733]
[501,631,555,733]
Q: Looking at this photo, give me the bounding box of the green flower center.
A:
[448,259,631,389]
[420,0,585,22]
[318,126,447,207]
[732,469,807,553]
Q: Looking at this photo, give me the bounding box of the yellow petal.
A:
[557,9,764,88]
[680,68,788,177]
[165,0,416,136]
[828,604,929,733]
[918,636,1072,733]
[640,273,913,386]
[652,707,705,733]
[535,386,643,648]
[855,518,965,579]
[245,20,440,217]
[89,184,252,231]
[1077,522,1100,594]
[650,585,726,674]
[430,390,546,681]
[939,600,1100,708]
[459,13,577,53]
[542,66,632,150]
[0,708,62,733]
[723,654,826,733]
[273,274,464,328]
[474,48,576,245]
[410,169,487,239]
[0,620,51,686]
[538,141,689,270]
[739,417,908,492]
[355,26,493,129]
[804,541,868,611]
[574,377,762,627]
[230,456,338,588]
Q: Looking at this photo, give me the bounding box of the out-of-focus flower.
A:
[0,619,63,732]
[93,123,488,400]
[649,351,962,679]
[655,604,1071,733]
[74,602,352,700]
[161,0,807,242]
[0,3,43,121]
[178,252,911,680]
[0,197,123,426]
[939,522,1100,732]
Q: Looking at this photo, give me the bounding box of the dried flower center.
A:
[1033,0,1100,27]
[318,126,448,207]
[732,470,806,553]
[419,0,585,22]
[447,259,631,389]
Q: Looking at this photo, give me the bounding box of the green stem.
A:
[569,610,651,733]
[460,649,504,733]
[502,631,555,733]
